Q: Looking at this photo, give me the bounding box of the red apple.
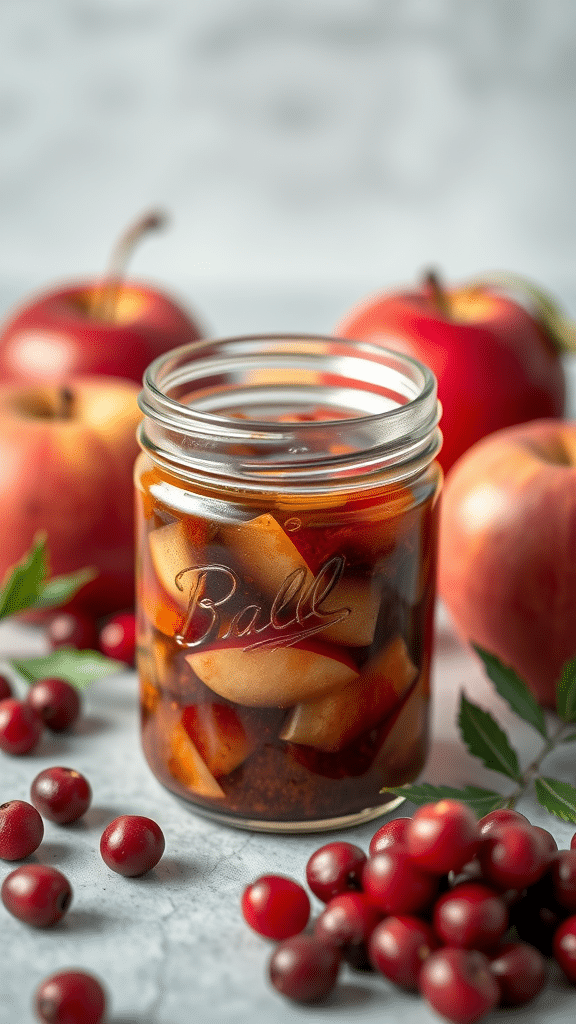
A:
[334,270,568,473]
[0,212,203,387]
[438,418,576,706]
[0,376,142,616]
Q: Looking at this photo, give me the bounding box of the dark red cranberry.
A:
[488,941,547,1006]
[368,914,439,990]
[26,678,81,732]
[0,698,43,754]
[269,934,341,1002]
[242,875,310,940]
[0,674,13,701]
[47,610,99,651]
[419,947,500,1024]
[510,874,567,956]
[553,914,576,983]
[369,817,411,856]
[1,863,72,926]
[98,611,136,663]
[477,821,550,890]
[35,969,107,1024]
[532,825,558,855]
[571,831,576,851]
[478,808,530,837]
[305,841,366,902]
[433,881,509,950]
[362,847,439,916]
[31,767,92,824]
[100,814,165,877]
[0,799,44,860]
[405,799,480,875]
[550,849,576,912]
[314,891,381,969]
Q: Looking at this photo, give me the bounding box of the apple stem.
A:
[423,269,451,318]
[57,386,74,419]
[92,210,168,322]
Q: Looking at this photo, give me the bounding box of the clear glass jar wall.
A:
[135,335,442,832]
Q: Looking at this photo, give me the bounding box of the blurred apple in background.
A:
[0,212,204,387]
[0,375,141,616]
[438,418,576,708]
[335,270,571,474]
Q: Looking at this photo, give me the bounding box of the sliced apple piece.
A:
[220,513,314,597]
[181,703,256,777]
[375,670,429,785]
[185,639,358,707]
[148,519,206,608]
[318,575,381,647]
[280,635,417,751]
[155,703,225,799]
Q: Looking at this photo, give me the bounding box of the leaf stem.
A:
[503,718,572,807]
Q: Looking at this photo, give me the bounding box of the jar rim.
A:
[138,334,442,492]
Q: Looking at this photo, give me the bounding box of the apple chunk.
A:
[220,513,313,596]
[148,519,205,608]
[185,640,358,708]
[280,635,417,752]
[181,703,256,777]
[155,704,225,799]
[318,575,381,647]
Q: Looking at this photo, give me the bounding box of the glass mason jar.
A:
[135,335,442,832]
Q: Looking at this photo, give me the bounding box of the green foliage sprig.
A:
[0,534,126,688]
[383,645,576,823]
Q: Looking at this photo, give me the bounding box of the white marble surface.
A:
[2,607,576,1024]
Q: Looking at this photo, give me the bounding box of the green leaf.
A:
[35,567,98,610]
[473,645,548,739]
[381,782,506,816]
[0,533,48,618]
[471,272,576,354]
[11,649,127,690]
[556,656,576,722]
[560,732,576,744]
[535,777,576,823]
[458,692,523,782]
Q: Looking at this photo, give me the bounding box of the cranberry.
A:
[314,891,381,969]
[369,817,411,856]
[47,610,99,651]
[488,941,547,1006]
[0,674,13,701]
[269,934,341,1002]
[98,611,136,663]
[433,881,509,950]
[419,947,500,1024]
[368,914,439,990]
[242,874,310,940]
[35,969,106,1024]
[477,821,550,890]
[553,914,576,983]
[305,841,366,902]
[0,698,43,754]
[1,863,72,926]
[405,799,480,875]
[362,847,439,916]
[510,873,567,956]
[532,825,558,855]
[571,831,576,851]
[31,767,92,824]
[550,849,576,912]
[100,814,165,877]
[0,800,44,860]
[478,808,530,837]
[26,678,81,732]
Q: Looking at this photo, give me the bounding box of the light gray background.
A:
[0,0,575,333]
[1,3,576,1022]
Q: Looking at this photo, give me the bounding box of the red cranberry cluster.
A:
[0,609,136,758]
[242,800,576,1022]
[1,756,164,1023]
